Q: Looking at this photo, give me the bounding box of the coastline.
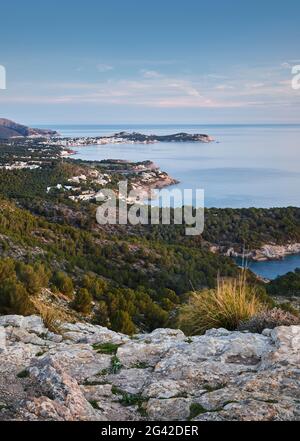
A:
[52,131,214,148]
[130,173,180,203]
[211,243,300,262]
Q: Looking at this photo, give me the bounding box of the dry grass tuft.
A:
[178,273,265,335]
[30,297,72,333]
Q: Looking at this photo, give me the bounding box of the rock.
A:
[81,384,113,400]
[135,328,186,344]
[106,368,153,395]
[143,379,190,399]
[26,355,102,421]
[262,326,300,368]
[60,322,129,345]
[215,399,299,421]
[146,398,191,421]
[0,327,6,352]
[0,315,46,336]
[0,315,299,421]
[47,344,112,382]
[117,341,168,368]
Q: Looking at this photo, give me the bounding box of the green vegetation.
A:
[111,386,148,415]
[203,207,300,249]
[92,343,121,355]
[1,140,298,334]
[17,369,29,378]
[0,258,49,315]
[0,196,239,332]
[189,403,208,419]
[71,288,93,314]
[51,271,74,298]
[110,356,123,374]
[89,400,101,410]
[267,269,300,296]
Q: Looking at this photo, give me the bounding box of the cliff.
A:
[0,315,299,421]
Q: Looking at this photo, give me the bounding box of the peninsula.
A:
[52,131,214,147]
[0,118,58,139]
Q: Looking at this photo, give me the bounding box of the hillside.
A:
[0,315,299,421]
[0,118,58,139]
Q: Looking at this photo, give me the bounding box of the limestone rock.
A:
[0,315,299,421]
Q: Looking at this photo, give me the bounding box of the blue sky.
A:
[0,0,300,124]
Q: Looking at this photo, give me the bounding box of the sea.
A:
[43,123,300,279]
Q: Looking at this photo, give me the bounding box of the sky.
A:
[0,0,300,124]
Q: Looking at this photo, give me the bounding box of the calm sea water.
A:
[50,124,300,208]
[45,124,300,279]
[237,255,300,280]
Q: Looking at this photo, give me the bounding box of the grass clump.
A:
[17,369,29,378]
[30,297,72,334]
[89,400,101,410]
[96,356,123,376]
[110,356,122,374]
[178,274,265,335]
[189,403,208,419]
[111,387,148,415]
[92,342,121,355]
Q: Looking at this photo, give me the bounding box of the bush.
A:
[16,262,49,295]
[92,300,110,327]
[0,280,33,315]
[71,288,93,314]
[52,271,74,298]
[110,310,136,335]
[238,307,300,333]
[178,274,265,335]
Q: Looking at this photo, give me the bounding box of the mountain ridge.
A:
[0,118,58,139]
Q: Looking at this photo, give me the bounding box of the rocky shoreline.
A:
[130,172,179,202]
[211,243,300,262]
[0,315,299,421]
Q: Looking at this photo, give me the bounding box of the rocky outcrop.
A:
[0,315,299,421]
[213,243,300,262]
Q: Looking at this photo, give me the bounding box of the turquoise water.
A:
[46,124,300,279]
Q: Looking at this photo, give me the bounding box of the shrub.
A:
[0,280,33,315]
[110,310,136,335]
[51,271,74,298]
[238,307,300,333]
[178,274,265,335]
[92,300,110,327]
[17,263,49,295]
[81,273,107,300]
[71,288,93,314]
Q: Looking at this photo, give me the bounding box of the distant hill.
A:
[0,118,58,139]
